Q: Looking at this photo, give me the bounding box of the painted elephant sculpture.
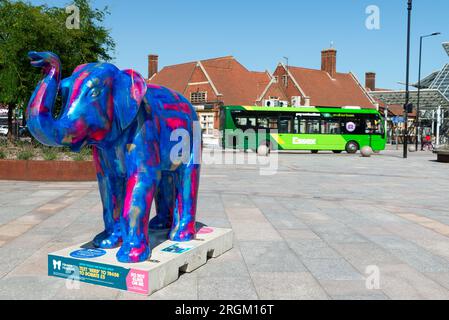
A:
[26,51,201,263]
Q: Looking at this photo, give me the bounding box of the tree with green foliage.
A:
[0,0,115,140]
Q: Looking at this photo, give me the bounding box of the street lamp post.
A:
[416,32,441,151]
[403,0,412,159]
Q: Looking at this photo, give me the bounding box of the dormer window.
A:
[282,75,288,87]
[190,91,207,104]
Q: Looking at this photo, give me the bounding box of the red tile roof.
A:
[380,104,416,117]
[149,56,270,106]
[149,55,377,109]
[287,66,376,109]
[149,61,196,93]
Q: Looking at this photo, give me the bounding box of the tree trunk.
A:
[7,103,14,141]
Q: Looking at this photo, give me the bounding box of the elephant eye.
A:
[90,87,101,98]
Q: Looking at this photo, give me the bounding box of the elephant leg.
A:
[92,174,125,248]
[169,163,200,241]
[149,171,175,230]
[117,171,158,263]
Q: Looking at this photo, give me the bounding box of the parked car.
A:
[0,125,8,136]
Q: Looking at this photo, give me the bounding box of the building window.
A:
[274,76,278,83]
[190,91,207,104]
[199,113,215,136]
[282,75,288,87]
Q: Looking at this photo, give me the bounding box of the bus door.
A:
[366,115,385,150]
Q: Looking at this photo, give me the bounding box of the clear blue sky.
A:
[29,0,449,90]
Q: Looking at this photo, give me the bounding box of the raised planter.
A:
[0,160,96,181]
[435,150,449,163]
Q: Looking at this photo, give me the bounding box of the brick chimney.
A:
[321,48,337,78]
[148,54,158,79]
[365,72,376,91]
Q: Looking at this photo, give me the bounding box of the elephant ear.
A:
[113,69,147,130]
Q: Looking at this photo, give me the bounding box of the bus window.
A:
[257,117,277,130]
[235,116,248,128]
[375,119,384,135]
[343,118,365,134]
[257,117,269,129]
[306,118,320,134]
[293,117,299,133]
[294,117,309,134]
[321,119,341,134]
[299,118,307,133]
[279,116,292,133]
[365,119,374,134]
[247,117,256,128]
[365,117,384,135]
[233,115,256,130]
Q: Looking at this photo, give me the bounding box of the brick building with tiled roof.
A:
[147,48,380,142]
[258,48,377,109]
[148,55,270,139]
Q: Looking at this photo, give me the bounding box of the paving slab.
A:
[301,258,365,281]
[379,264,449,299]
[287,239,342,260]
[239,241,306,273]
[251,272,329,300]
[278,229,320,240]
[198,276,259,300]
[424,272,449,291]
[0,276,63,300]
[319,279,388,300]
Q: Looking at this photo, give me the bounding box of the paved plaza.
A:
[1,149,449,299]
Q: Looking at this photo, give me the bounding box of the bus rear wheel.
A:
[333,150,342,154]
[311,150,318,154]
[345,141,359,154]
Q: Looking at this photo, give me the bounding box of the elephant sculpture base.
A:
[48,227,233,295]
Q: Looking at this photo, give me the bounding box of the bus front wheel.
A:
[311,150,319,154]
[345,141,359,154]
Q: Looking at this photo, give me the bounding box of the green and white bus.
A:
[220,105,386,153]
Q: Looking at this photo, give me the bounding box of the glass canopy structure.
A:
[443,42,449,56]
[371,89,449,110]
[371,43,449,147]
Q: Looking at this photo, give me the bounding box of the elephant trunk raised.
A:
[26,51,71,147]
